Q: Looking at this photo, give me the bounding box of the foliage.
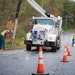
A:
[6,20,14,30]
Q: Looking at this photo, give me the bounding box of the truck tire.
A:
[57,38,61,50]
[52,40,57,52]
[52,46,57,52]
[26,44,31,50]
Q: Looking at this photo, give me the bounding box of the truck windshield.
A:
[34,19,54,25]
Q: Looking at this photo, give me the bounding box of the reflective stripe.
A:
[38,59,44,64]
[64,52,67,56]
[39,51,43,57]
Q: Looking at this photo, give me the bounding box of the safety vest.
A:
[1,30,9,37]
[1,30,13,37]
[72,34,75,39]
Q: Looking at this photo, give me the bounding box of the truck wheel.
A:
[52,40,57,52]
[52,46,57,52]
[57,39,61,50]
[26,44,31,50]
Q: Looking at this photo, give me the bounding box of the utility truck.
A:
[25,0,62,52]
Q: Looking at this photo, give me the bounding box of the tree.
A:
[46,0,59,16]
[71,2,75,25]
[61,0,74,25]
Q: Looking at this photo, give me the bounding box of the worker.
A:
[71,32,75,46]
[0,30,13,50]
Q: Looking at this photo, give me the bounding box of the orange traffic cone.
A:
[61,46,68,62]
[66,44,71,56]
[37,46,44,73]
[62,52,68,62]
[32,46,49,75]
[64,46,67,52]
[67,47,71,56]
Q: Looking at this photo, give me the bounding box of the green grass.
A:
[62,24,75,33]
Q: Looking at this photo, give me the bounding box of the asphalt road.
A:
[0,32,75,75]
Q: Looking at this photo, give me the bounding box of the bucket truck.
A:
[25,0,62,52]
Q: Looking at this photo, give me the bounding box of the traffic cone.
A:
[32,46,49,75]
[61,46,68,62]
[64,46,67,52]
[67,47,71,56]
[61,51,68,62]
[37,46,44,73]
[66,44,71,56]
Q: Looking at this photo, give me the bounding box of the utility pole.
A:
[11,0,22,49]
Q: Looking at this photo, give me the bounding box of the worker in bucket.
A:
[71,32,75,46]
[0,30,13,50]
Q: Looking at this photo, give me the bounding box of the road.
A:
[0,32,75,75]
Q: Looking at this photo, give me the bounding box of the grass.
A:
[5,28,26,49]
[6,38,25,49]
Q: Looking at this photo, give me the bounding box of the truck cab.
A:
[25,16,62,52]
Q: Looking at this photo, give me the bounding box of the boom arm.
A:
[27,0,49,17]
